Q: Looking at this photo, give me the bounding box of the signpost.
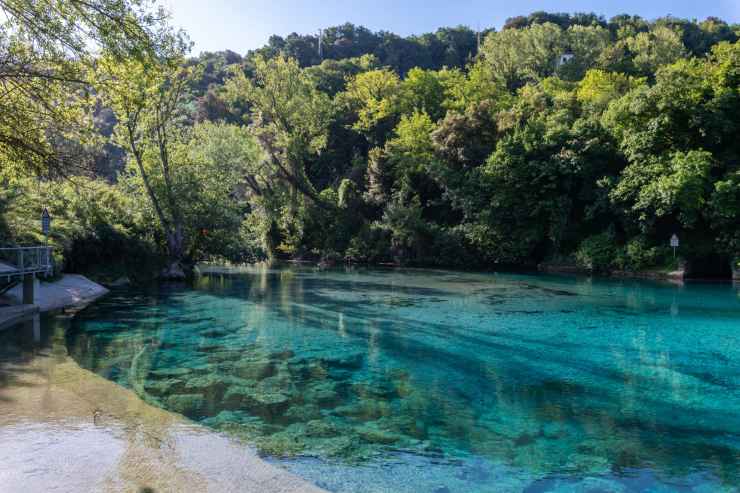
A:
[41,208,50,239]
[41,208,51,274]
[670,234,679,258]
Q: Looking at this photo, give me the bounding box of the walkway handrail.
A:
[0,246,53,278]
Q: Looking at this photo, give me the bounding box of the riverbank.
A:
[200,260,696,285]
[537,261,688,282]
[0,323,327,493]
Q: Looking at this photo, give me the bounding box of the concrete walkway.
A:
[0,274,109,329]
[1,274,109,312]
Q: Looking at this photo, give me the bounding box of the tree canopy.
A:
[1,10,738,278]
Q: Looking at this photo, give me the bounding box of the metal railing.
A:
[0,246,53,279]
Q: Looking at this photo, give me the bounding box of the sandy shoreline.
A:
[0,298,327,493]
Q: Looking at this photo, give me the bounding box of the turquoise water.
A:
[63,266,739,492]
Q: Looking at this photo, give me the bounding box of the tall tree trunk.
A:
[126,117,187,280]
[162,221,187,280]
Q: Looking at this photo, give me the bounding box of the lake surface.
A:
[46,267,740,491]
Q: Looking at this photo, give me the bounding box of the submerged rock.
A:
[377,413,427,440]
[284,403,322,422]
[144,378,185,397]
[319,434,366,459]
[220,375,294,418]
[269,349,296,361]
[234,357,275,380]
[149,367,191,379]
[322,353,364,370]
[305,361,329,379]
[253,391,290,410]
[305,380,340,407]
[255,430,305,457]
[564,453,611,476]
[352,380,397,399]
[356,423,400,445]
[184,373,229,395]
[200,328,230,338]
[304,419,339,438]
[196,343,225,353]
[206,351,240,363]
[333,398,390,420]
[201,411,269,440]
[166,393,206,416]
[222,381,258,408]
[201,409,252,426]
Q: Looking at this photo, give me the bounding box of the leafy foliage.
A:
[0,0,184,178]
[2,10,739,278]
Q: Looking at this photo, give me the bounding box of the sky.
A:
[165,0,740,55]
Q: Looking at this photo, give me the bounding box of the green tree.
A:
[398,68,452,121]
[382,111,438,201]
[602,42,739,261]
[626,26,688,75]
[224,55,335,256]
[181,122,264,261]
[226,56,333,206]
[576,69,645,112]
[99,52,196,277]
[306,54,379,96]
[0,0,176,177]
[557,25,612,80]
[610,150,715,230]
[480,22,566,91]
[441,62,509,113]
[342,67,401,144]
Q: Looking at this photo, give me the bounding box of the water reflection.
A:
[57,267,740,492]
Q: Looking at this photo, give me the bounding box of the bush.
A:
[2,177,161,280]
[575,232,619,273]
[611,236,670,271]
[345,224,391,263]
[624,237,663,271]
[418,225,477,268]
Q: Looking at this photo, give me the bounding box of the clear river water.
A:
[27,266,740,491]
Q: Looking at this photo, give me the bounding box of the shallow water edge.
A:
[0,318,325,493]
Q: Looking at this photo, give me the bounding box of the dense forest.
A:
[1,1,738,280]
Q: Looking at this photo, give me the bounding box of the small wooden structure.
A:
[0,246,53,304]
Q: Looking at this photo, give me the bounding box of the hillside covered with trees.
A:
[1,2,738,280]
